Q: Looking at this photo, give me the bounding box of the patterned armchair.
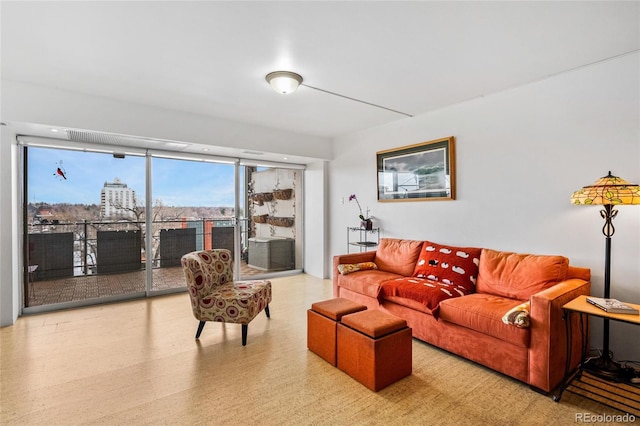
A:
[181,249,272,346]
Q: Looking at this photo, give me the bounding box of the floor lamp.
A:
[570,171,640,380]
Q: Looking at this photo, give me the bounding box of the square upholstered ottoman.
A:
[337,309,412,391]
[307,298,367,365]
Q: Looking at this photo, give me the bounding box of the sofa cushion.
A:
[374,238,424,276]
[476,249,569,301]
[378,277,472,317]
[439,293,530,348]
[337,270,404,298]
[412,241,481,291]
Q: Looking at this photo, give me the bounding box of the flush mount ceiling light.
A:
[264,70,413,117]
[265,71,303,94]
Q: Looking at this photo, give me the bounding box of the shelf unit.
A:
[347,227,380,253]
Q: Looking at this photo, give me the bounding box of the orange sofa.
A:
[333,238,590,393]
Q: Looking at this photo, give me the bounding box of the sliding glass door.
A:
[25,147,147,307]
[150,156,237,291]
[241,165,302,279]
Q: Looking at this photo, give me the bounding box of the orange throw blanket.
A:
[378,277,471,317]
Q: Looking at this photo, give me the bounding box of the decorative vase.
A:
[361,219,373,230]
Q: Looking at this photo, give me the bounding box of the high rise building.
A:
[100,178,136,218]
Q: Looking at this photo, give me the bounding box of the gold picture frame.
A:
[377,136,455,202]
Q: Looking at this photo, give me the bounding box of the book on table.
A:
[586,297,639,315]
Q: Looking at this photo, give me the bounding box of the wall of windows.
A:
[22,142,303,312]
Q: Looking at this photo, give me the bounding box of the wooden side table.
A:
[564,295,640,326]
[554,295,640,415]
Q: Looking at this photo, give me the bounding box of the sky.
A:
[28,147,237,207]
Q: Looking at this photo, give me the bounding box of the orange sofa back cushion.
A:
[476,248,569,300]
[374,238,424,276]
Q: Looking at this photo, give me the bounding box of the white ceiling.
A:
[2,1,639,147]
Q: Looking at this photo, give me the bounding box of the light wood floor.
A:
[1,274,618,425]
[28,263,264,307]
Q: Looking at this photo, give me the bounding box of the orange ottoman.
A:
[337,309,412,391]
[307,298,367,365]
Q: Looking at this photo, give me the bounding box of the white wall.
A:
[0,125,22,327]
[330,53,640,360]
[0,126,13,325]
[304,160,329,278]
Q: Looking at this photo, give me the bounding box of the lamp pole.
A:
[588,203,631,378]
[600,204,614,368]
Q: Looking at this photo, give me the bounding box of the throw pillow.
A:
[374,238,424,276]
[411,240,481,292]
[502,301,531,328]
[337,262,378,275]
[476,249,569,300]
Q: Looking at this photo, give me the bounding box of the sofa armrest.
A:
[332,251,377,296]
[528,278,591,392]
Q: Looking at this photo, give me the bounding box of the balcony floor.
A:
[27,261,264,307]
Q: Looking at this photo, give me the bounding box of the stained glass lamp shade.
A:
[571,171,640,207]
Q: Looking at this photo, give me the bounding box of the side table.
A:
[554,295,640,416]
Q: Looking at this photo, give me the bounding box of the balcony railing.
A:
[27,217,243,280]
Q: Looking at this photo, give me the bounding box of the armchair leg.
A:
[265,305,270,318]
[195,321,206,339]
[242,324,248,346]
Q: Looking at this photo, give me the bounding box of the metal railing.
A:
[27,217,243,279]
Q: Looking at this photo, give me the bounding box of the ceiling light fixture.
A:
[265,71,303,94]
[265,70,412,117]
